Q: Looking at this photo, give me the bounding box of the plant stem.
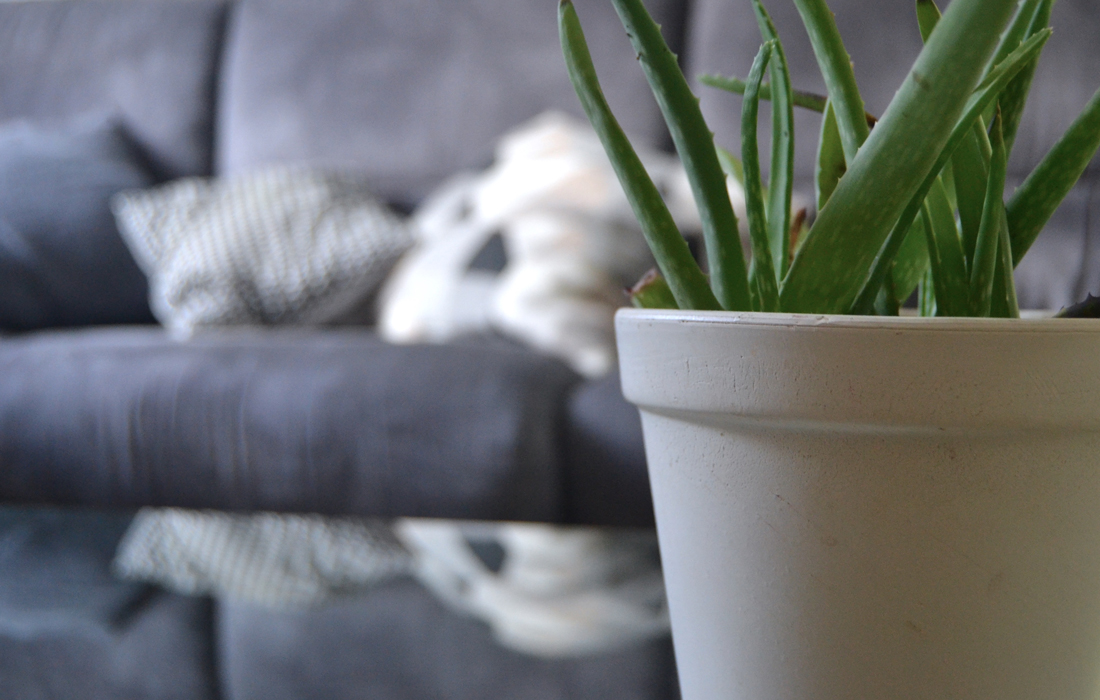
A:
[752,0,794,281]
[848,29,1045,316]
[742,42,781,312]
[699,74,827,113]
[915,0,941,42]
[558,0,719,310]
[994,227,1021,317]
[790,0,870,163]
[927,179,971,316]
[970,113,1007,316]
[815,101,845,210]
[890,215,931,303]
[999,0,1053,156]
[952,119,991,264]
[1006,88,1100,265]
[629,269,679,309]
[610,0,750,310]
[808,14,1043,316]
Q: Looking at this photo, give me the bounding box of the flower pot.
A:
[616,308,1100,700]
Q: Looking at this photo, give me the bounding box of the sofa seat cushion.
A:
[561,370,654,528]
[0,506,219,700]
[216,0,689,208]
[0,506,142,624]
[0,327,579,522]
[217,581,678,700]
[0,0,227,180]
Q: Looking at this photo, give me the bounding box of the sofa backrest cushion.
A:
[0,0,228,180]
[215,0,689,209]
[685,0,1100,180]
[0,117,158,330]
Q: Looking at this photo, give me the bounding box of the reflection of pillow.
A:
[112,166,414,336]
[0,117,158,330]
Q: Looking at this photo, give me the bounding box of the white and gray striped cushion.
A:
[112,166,413,336]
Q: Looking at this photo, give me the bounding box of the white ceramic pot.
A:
[616,308,1100,700]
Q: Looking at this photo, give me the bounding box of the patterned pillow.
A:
[112,166,413,336]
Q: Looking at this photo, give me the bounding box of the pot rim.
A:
[616,307,1100,428]
[616,307,1100,333]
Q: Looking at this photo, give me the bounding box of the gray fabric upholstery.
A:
[0,327,578,523]
[215,0,687,208]
[1010,177,1100,311]
[0,507,142,625]
[0,506,219,700]
[217,580,678,700]
[0,0,227,180]
[0,118,156,331]
[562,370,654,528]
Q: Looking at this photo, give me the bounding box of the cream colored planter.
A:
[617,308,1100,700]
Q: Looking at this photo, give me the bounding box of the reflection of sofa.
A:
[1,0,1097,698]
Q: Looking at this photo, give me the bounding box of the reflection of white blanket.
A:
[396,519,669,658]
[378,111,748,377]
[114,509,669,658]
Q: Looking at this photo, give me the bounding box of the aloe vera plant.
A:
[559,0,1100,317]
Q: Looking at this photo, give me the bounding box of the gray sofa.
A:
[0,0,1097,698]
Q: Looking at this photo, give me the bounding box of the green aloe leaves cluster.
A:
[558,0,1100,317]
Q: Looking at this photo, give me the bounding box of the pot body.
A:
[617,309,1100,700]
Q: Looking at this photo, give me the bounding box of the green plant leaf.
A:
[891,216,931,303]
[969,28,1051,104]
[915,0,941,42]
[1007,86,1100,265]
[922,0,987,266]
[752,0,794,280]
[716,146,745,186]
[699,74,828,113]
[985,0,1044,82]
[939,156,958,210]
[742,42,781,312]
[918,266,936,316]
[913,0,966,305]
[915,0,978,279]
[999,0,1054,157]
[815,100,846,210]
[558,0,718,310]
[610,0,750,311]
[969,112,1007,316]
[952,119,991,263]
[629,269,679,309]
[842,26,1051,314]
[923,180,971,316]
[746,259,761,311]
[872,273,901,315]
[991,224,1021,317]
[783,0,1019,314]
[791,0,870,163]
